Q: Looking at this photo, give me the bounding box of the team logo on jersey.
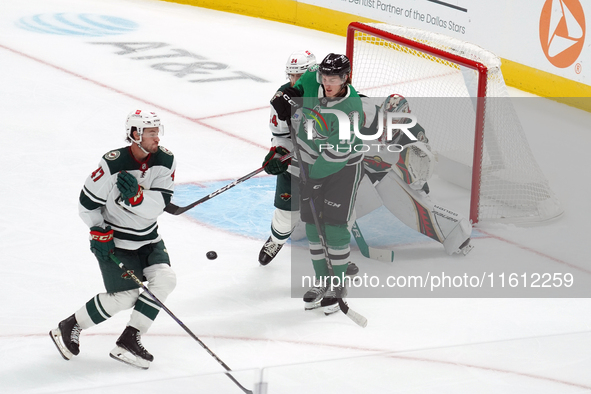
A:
[363,155,392,172]
[104,150,120,160]
[304,107,329,140]
[539,0,586,68]
[280,192,292,201]
[159,146,173,155]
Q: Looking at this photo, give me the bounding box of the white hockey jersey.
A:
[79,146,176,250]
[269,81,298,176]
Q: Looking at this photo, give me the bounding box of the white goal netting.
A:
[348,22,563,224]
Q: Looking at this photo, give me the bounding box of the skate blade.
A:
[109,346,150,370]
[304,300,322,310]
[323,303,340,316]
[460,244,474,256]
[49,328,73,360]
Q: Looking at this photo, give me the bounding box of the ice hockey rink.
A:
[2,0,591,392]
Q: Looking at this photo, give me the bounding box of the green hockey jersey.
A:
[292,67,364,179]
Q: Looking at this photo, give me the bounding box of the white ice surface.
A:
[1,1,591,393]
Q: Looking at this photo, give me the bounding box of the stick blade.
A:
[338,299,368,328]
[346,308,368,328]
[368,247,395,262]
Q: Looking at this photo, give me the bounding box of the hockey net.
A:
[347,22,563,224]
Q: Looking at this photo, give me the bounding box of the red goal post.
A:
[346,22,563,224]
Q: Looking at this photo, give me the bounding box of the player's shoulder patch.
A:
[101,147,132,174]
[154,145,175,170]
[159,146,173,156]
[104,150,121,161]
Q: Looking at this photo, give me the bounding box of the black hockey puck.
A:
[206,251,217,260]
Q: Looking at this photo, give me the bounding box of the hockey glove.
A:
[89,226,115,261]
[301,176,324,206]
[117,171,144,206]
[262,146,291,175]
[270,87,301,121]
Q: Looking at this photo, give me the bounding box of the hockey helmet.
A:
[125,109,163,143]
[318,53,351,80]
[285,50,317,75]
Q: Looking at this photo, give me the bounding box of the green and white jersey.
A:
[270,81,299,177]
[269,81,292,141]
[292,67,364,180]
[79,145,176,250]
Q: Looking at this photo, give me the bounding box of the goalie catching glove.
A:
[395,141,435,191]
[89,226,114,260]
[117,171,143,206]
[270,87,301,121]
[262,146,291,175]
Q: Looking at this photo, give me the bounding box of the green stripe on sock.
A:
[134,294,161,321]
[85,296,111,325]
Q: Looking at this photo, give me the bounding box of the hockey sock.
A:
[77,289,140,329]
[270,208,299,244]
[306,223,350,280]
[129,264,176,334]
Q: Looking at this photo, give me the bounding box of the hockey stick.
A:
[351,221,395,262]
[287,118,367,328]
[109,254,253,394]
[164,152,293,215]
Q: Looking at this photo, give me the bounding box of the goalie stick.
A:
[109,254,253,394]
[351,221,395,262]
[164,152,293,215]
[287,118,367,328]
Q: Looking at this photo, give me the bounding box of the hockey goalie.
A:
[355,94,473,256]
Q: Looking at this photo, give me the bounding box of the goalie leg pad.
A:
[435,208,473,255]
[377,171,472,254]
[353,175,383,219]
[376,171,444,243]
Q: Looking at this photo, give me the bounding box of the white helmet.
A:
[125,109,163,142]
[285,50,316,75]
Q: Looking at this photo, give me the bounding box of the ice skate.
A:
[303,285,327,310]
[109,326,153,369]
[259,236,284,266]
[49,314,81,360]
[346,262,359,276]
[320,285,348,316]
[459,238,473,256]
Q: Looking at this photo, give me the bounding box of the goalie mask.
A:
[379,94,422,144]
[285,50,316,75]
[383,94,410,117]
